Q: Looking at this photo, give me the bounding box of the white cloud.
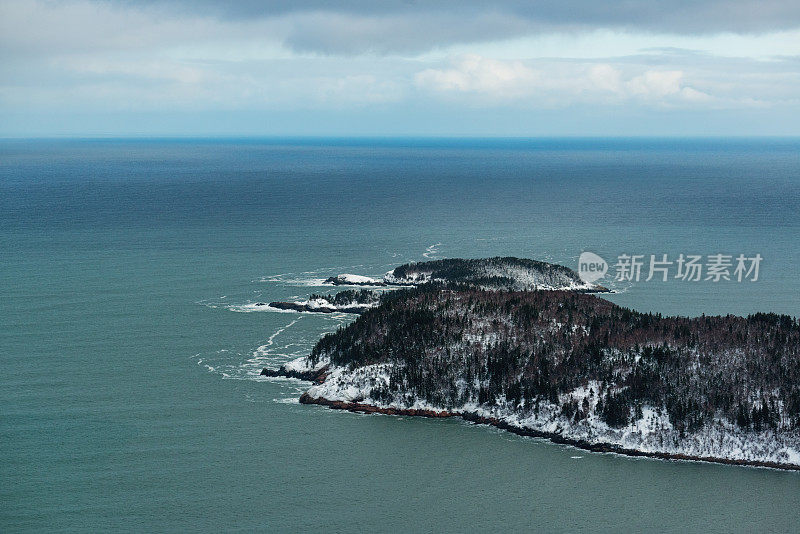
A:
[588,64,623,93]
[415,55,539,98]
[416,56,718,107]
[626,70,684,98]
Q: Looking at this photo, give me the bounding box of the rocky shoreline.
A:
[267,301,369,314]
[261,365,800,472]
[297,391,800,472]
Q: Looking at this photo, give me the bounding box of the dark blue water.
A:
[2,138,800,532]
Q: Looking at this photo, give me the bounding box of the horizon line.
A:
[3,134,800,141]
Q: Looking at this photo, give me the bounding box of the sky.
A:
[1,0,799,137]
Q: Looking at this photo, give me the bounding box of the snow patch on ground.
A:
[283,355,330,373]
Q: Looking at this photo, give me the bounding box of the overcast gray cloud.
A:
[131,0,800,30]
[118,0,800,54]
[4,1,800,57]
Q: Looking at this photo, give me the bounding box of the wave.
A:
[196,313,350,392]
[263,317,303,347]
[225,303,297,313]
[423,242,443,259]
[273,396,301,404]
[257,276,330,286]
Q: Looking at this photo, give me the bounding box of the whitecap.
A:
[423,242,443,259]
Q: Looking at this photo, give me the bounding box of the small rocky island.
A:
[323,257,608,292]
[262,258,800,469]
[272,257,608,314]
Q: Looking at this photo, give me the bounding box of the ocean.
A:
[2,138,799,532]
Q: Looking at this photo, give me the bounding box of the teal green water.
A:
[2,139,800,532]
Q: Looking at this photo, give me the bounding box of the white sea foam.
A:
[197,316,312,381]
[263,317,303,347]
[258,276,330,286]
[226,303,295,313]
[423,242,443,259]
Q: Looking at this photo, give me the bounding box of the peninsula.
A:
[263,261,800,470]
